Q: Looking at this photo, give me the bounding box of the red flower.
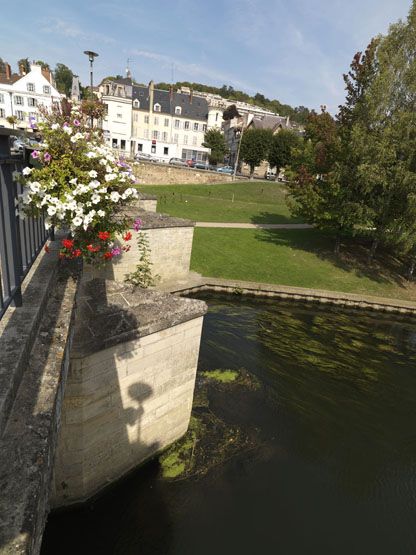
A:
[98,231,111,240]
[103,251,113,260]
[123,231,132,241]
[62,239,74,249]
[72,249,82,257]
[87,244,100,252]
[122,245,131,252]
[44,245,50,253]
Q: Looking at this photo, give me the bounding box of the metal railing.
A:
[0,129,51,320]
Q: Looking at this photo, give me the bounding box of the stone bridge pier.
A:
[0,203,206,554]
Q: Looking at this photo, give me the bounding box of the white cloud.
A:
[40,17,117,45]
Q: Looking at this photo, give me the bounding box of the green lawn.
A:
[139,182,300,223]
[190,228,416,301]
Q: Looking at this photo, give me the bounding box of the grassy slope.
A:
[190,228,416,301]
[139,182,300,223]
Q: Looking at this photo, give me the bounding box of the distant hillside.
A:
[154,81,311,125]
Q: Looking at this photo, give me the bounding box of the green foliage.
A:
[240,128,273,176]
[17,58,30,74]
[54,63,74,96]
[0,58,6,73]
[201,369,239,383]
[125,231,158,288]
[202,128,228,165]
[35,60,50,71]
[267,130,301,173]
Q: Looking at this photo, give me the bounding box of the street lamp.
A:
[83,50,99,96]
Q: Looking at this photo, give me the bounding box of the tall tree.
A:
[202,129,228,165]
[240,128,273,178]
[54,63,74,96]
[35,60,50,71]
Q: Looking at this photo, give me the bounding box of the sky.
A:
[0,0,413,113]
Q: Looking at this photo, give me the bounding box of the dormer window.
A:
[154,103,161,112]
[133,99,140,108]
[27,83,35,92]
[175,106,182,115]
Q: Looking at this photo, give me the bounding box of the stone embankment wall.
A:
[135,162,236,184]
[52,281,206,506]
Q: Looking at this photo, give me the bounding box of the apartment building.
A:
[0,63,61,131]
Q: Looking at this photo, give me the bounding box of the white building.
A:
[100,78,212,162]
[0,63,61,131]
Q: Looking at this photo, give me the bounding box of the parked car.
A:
[185,159,196,167]
[169,157,188,167]
[194,161,210,170]
[216,166,234,175]
[135,152,158,163]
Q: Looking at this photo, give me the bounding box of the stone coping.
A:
[71,279,207,359]
[170,277,416,316]
[137,191,157,200]
[121,207,195,229]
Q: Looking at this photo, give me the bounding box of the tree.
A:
[17,58,30,74]
[35,60,50,71]
[202,128,228,165]
[6,116,17,129]
[267,130,300,178]
[240,128,273,178]
[54,63,74,96]
[0,58,6,74]
[222,104,240,121]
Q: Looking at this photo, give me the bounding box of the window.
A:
[14,96,24,105]
[215,113,219,122]
[151,144,156,153]
[133,99,140,108]
[0,93,4,103]
[164,118,169,127]
[112,138,118,148]
[144,129,149,139]
[194,122,199,131]
[0,108,5,118]
[202,124,207,132]
[27,83,35,92]
[120,140,126,150]
[117,113,122,119]
[175,106,182,115]
[163,147,169,155]
[133,112,138,122]
[43,85,51,94]
[27,97,37,107]
[184,121,190,130]
[192,136,197,146]
[16,110,24,120]
[174,119,180,129]
[137,143,143,152]
[154,103,161,112]
[152,130,159,140]
[104,103,109,115]
[184,135,188,145]
[174,133,178,143]
[154,117,159,125]
[162,132,168,142]
[144,115,150,124]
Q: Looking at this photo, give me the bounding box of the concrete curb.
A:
[169,277,416,316]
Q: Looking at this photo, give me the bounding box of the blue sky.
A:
[0,0,412,112]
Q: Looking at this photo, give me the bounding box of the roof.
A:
[132,85,209,121]
[250,114,289,132]
[0,74,20,85]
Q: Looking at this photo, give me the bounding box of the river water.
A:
[41,295,416,555]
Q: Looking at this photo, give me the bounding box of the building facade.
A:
[0,63,61,131]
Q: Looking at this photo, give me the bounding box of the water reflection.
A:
[42,296,416,555]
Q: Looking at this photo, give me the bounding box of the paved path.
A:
[195,222,312,229]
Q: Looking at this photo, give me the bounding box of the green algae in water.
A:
[201,369,239,383]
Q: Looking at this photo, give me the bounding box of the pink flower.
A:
[133,218,142,231]
[44,152,51,163]
[73,119,81,127]
[111,247,122,256]
[31,150,40,159]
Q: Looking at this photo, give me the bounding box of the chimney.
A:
[148,80,154,114]
[19,64,26,76]
[5,63,11,80]
[42,68,52,83]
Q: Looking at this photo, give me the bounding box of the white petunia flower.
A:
[99,158,107,165]
[88,170,98,178]
[91,193,101,204]
[97,210,106,217]
[22,167,33,176]
[12,170,21,182]
[51,123,60,130]
[86,151,97,158]
[47,205,57,216]
[29,182,41,193]
[63,126,73,135]
[69,177,78,185]
[105,173,116,182]
[89,180,100,189]
[110,191,121,202]
[72,216,83,227]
